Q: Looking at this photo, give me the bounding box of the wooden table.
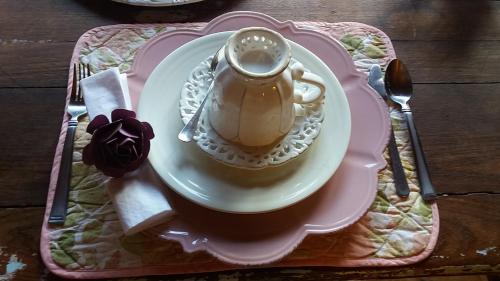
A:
[0,0,499,280]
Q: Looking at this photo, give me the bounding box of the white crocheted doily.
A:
[179,57,324,169]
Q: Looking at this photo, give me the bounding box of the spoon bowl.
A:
[384,59,413,110]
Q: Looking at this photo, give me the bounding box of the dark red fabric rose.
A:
[83,109,154,178]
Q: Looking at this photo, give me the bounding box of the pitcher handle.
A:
[291,63,326,104]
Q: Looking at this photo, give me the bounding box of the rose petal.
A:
[116,138,137,158]
[95,147,126,176]
[110,139,136,166]
[82,143,95,165]
[93,143,128,177]
[97,122,122,143]
[100,144,122,166]
[130,143,139,158]
[87,115,109,134]
[141,122,155,139]
[119,127,139,139]
[105,137,119,145]
[120,118,143,136]
[128,141,150,171]
[127,155,146,172]
[118,137,135,146]
[111,109,136,122]
[125,139,150,171]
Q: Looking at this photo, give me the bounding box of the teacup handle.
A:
[291,63,326,104]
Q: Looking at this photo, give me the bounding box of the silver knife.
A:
[368,65,410,198]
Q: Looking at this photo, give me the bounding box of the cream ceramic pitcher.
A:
[208,27,326,147]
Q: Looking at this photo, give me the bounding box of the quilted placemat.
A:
[41,22,439,279]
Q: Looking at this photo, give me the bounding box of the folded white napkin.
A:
[80,67,174,236]
[108,164,174,236]
[80,67,132,120]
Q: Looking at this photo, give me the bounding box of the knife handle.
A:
[387,128,410,197]
[403,111,437,201]
[49,124,77,224]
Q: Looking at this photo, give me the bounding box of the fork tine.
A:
[81,64,90,101]
[71,63,77,101]
[78,63,84,101]
[78,63,83,81]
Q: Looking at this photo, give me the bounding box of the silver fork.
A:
[49,63,90,224]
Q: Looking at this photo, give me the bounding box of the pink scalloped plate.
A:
[128,11,390,265]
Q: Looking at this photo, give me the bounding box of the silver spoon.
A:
[368,65,410,198]
[178,48,222,142]
[384,59,436,201]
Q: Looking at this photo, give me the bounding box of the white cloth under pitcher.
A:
[208,27,326,147]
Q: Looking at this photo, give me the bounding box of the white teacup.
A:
[208,27,326,147]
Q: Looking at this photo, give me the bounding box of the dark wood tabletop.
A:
[1,0,499,280]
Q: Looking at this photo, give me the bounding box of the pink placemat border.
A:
[40,21,440,279]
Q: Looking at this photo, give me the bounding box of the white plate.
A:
[137,31,351,214]
[111,0,205,7]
